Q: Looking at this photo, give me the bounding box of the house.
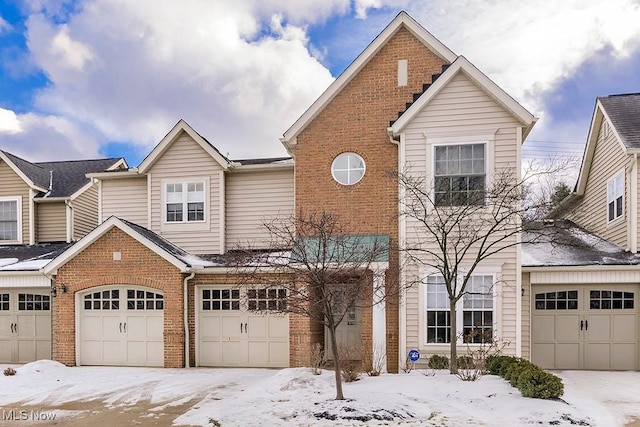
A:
[522,93,640,370]
[0,153,125,363]
[14,11,631,373]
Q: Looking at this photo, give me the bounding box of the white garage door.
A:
[80,287,164,367]
[0,289,51,363]
[198,287,289,367]
[532,285,639,370]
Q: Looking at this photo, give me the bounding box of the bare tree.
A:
[396,162,569,373]
[232,211,389,400]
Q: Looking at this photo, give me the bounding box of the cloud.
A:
[16,1,335,161]
[0,15,12,34]
[0,108,21,134]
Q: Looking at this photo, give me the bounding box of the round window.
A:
[331,152,366,185]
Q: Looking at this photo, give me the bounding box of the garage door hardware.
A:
[580,320,589,331]
[118,322,127,333]
[10,323,17,333]
[240,323,248,333]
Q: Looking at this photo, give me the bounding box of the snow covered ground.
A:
[1,360,639,426]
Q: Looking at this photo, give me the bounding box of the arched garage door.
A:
[531,285,639,370]
[80,286,164,367]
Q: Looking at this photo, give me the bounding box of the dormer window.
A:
[607,172,623,222]
[0,197,22,243]
[165,181,205,223]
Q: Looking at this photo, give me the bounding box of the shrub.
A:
[456,355,474,370]
[427,354,449,370]
[3,367,16,376]
[496,356,520,377]
[517,369,564,399]
[505,361,534,387]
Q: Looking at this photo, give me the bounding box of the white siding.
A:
[36,202,66,242]
[73,185,98,240]
[401,72,521,359]
[102,177,148,227]
[567,120,628,248]
[225,169,294,250]
[521,272,531,360]
[148,131,223,254]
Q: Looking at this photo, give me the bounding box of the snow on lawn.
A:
[1,361,639,426]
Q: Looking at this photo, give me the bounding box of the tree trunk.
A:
[327,316,344,400]
[449,297,457,374]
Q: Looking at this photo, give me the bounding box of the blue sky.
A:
[1,1,640,178]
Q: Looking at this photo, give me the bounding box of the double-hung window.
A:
[434,143,485,206]
[165,182,205,223]
[425,274,494,345]
[0,197,21,243]
[607,172,623,222]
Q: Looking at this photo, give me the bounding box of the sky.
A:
[0,1,639,172]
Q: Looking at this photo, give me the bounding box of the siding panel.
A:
[73,185,98,240]
[36,202,66,242]
[0,161,30,243]
[102,177,148,226]
[225,169,294,250]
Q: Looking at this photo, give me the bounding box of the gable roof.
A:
[574,94,640,195]
[0,150,125,196]
[0,242,73,271]
[599,93,640,150]
[281,11,457,148]
[42,216,214,274]
[138,119,230,173]
[389,56,537,138]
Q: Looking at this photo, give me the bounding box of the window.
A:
[590,290,634,310]
[165,181,205,223]
[0,197,20,242]
[331,153,365,185]
[425,274,495,345]
[535,290,578,310]
[462,276,493,343]
[434,144,485,206]
[607,173,623,222]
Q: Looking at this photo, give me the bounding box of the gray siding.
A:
[567,120,628,248]
[73,184,98,240]
[101,177,148,226]
[521,272,531,360]
[225,169,294,250]
[401,72,521,359]
[0,161,30,243]
[36,202,66,242]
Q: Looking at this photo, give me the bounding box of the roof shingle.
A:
[599,93,640,150]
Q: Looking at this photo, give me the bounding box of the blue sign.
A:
[408,349,420,362]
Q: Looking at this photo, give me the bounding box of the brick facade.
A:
[294,27,449,372]
[53,228,185,368]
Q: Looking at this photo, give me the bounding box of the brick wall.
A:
[294,27,448,372]
[54,227,185,368]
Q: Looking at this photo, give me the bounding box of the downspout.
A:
[183,270,195,368]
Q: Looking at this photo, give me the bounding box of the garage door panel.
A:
[585,343,611,370]
[556,315,581,341]
[612,314,637,341]
[268,342,289,366]
[221,341,243,365]
[199,341,221,365]
[0,339,12,361]
[248,341,268,364]
[612,344,636,370]
[268,317,288,338]
[556,343,580,369]
[222,316,242,338]
[586,315,611,342]
[247,316,267,339]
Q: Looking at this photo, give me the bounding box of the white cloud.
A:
[20,0,335,160]
[0,108,21,134]
[0,15,12,33]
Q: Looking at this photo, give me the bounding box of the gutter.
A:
[183,270,196,368]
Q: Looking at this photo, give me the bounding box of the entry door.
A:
[531,285,638,370]
[80,287,164,367]
[0,290,51,363]
[325,292,362,360]
[198,287,289,367]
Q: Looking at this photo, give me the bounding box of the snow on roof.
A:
[0,258,19,268]
[0,259,51,271]
[522,221,640,267]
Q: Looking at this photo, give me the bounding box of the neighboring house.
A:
[522,93,640,371]
[0,153,125,363]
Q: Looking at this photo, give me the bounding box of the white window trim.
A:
[160,177,210,232]
[0,196,22,244]
[606,170,624,224]
[331,152,366,186]
[424,131,496,207]
[419,268,498,348]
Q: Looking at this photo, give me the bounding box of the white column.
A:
[372,268,387,373]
